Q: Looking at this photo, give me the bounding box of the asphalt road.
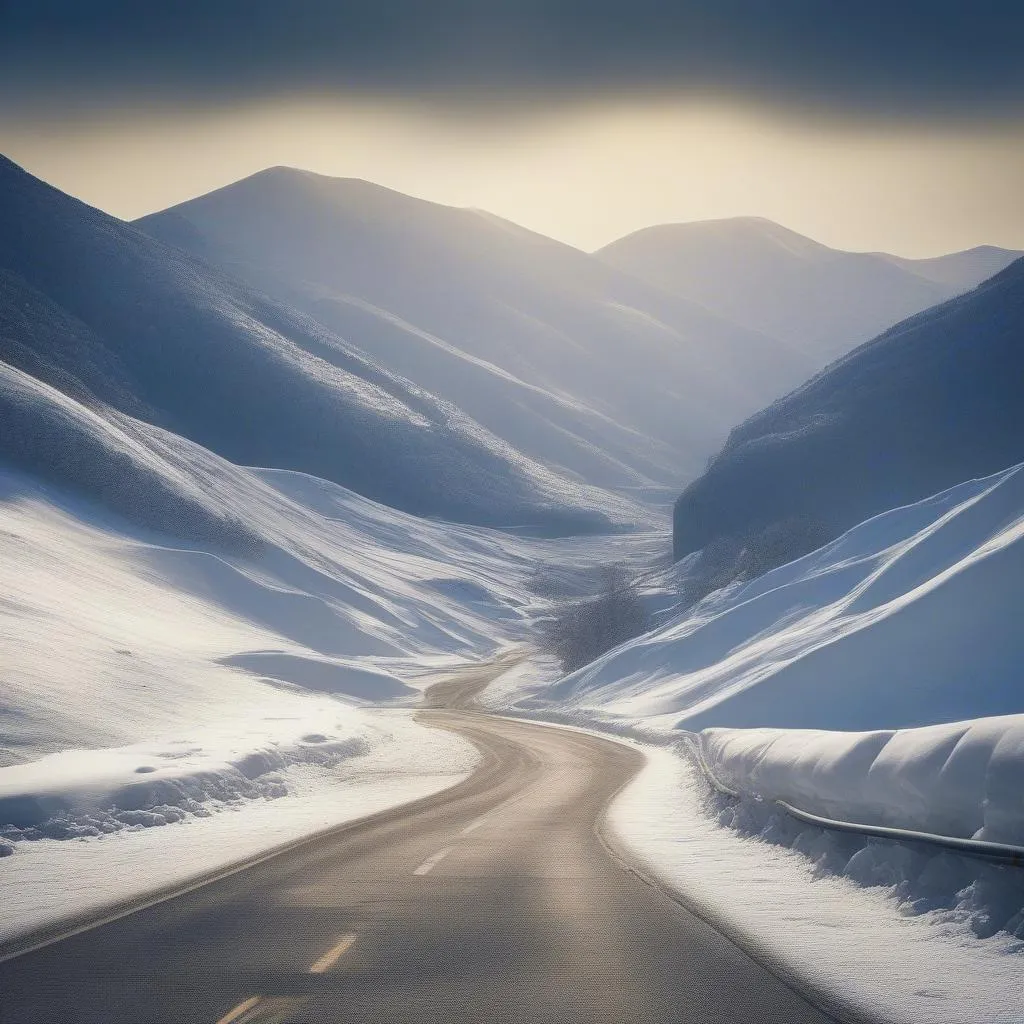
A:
[0,663,846,1023]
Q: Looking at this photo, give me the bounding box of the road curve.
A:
[0,664,846,1023]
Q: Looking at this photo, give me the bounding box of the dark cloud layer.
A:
[4,1,1024,120]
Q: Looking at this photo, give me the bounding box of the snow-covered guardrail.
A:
[683,736,1024,868]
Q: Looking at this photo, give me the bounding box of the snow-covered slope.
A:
[0,154,629,534]
[521,463,1024,733]
[673,255,1024,559]
[524,464,1019,737]
[0,452,548,771]
[0,413,566,910]
[598,216,1020,363]
[135,167,813,487]
[0,330,672,938]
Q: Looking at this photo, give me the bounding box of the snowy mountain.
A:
[672,255,1024,559]
[0,154,632,535]
[3,151,1023,1005]
[597,217,1020,363]
[135,167,813,488]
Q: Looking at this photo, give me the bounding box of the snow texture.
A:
[0,710,477,944]
[610,746,1024,1024]
[700,715,1024,846]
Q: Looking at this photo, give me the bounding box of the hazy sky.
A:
[3,2,1023,255]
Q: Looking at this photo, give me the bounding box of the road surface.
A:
[0,663,847,1023]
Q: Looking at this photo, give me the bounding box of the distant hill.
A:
[597,217,1020,363]
[135,168,813,489]
[672,256,1024,559]
[0,155,630,537]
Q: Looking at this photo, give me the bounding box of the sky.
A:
[2,2,1024,256]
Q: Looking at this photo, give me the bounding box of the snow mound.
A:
[0,709,369,841]
[700,715,1024,846]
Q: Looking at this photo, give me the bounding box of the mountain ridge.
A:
[135,166,815,491]
[0,153,631,537]
[597,216,1020,363]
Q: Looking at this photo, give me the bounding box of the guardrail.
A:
[683,735,1024,869]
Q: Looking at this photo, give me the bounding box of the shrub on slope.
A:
[539,565,650,673]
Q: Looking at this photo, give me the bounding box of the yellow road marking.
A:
[309,932,358,974]
[216,996,262,1024]
[215,996,306,1023]
[413,847,451,875]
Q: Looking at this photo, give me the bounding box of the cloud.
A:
[3,1,1024,122]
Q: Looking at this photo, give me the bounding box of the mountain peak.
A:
[597,216,829,260]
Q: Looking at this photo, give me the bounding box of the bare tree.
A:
[539,564,650,673]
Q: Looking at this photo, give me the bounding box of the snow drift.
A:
[700,716,1024,846]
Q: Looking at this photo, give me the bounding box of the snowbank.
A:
[609,746,1024,1024]
[699,715,1024,845]
[0,710,477,945]
[0,703,370,841]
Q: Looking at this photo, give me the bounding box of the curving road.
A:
[0,664,847,1023]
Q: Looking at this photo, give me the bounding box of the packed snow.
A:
[699,715,1024,846]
